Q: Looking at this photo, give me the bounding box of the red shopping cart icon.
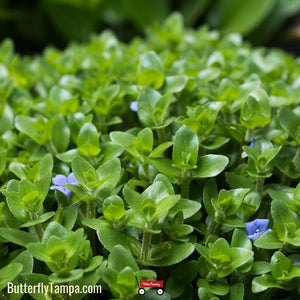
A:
[137,277,164,295]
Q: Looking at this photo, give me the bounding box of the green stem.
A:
[181,177,191,198]
[46,140,58,156]
[140,231,152,264]
[293,147,300,171]
[207,218,219,234]
[78,206,86,221]
[88,201,96,219]
[245,128,253,142]
[142,163,149,179]
[157,128,167,145]
[206,271,217,283]
[181,170,192,198]
[255,177,264,194]
[30,212,44,242]
[281,173,291,186]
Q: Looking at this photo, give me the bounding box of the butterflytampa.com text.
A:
[7,282,102,296]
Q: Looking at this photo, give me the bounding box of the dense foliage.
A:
[1,13,300,299]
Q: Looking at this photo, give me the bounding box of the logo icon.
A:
[137,277,164,296]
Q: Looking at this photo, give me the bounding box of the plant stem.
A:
[181,171,191,198]
[30,212,44,242]
[46,140,58,156]
[293,147,300,171]
[157,128,166,145]
[281,173,291,186]
[140,231,152,264]
[255,177,264,194]
[206,271,217,282]
[207,218,219,234]
[142,163,149,179]
[88,201,96,219]
[245,128,253,142]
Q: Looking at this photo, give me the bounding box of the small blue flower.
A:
[50,172,79,197]
[130,101,138,112]
[249,138,255,147]
[245,219,271,241]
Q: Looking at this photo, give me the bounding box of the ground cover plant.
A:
[1,12,300,299]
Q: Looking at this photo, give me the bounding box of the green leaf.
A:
[137,51,164,89]
[163,76,188,93]
[169,198,201,219]
[279,107,300,144]
[0,227,38,247]
[209,0,276,35]
[229,248,254,273]
[217,188,250,216]
[250,261,271,275]
[136,87,161,127]
[61,204,78,230]
[240,89,271,129]
[123,187,145,213]
[203,179,218,219]
[104,205,126,222]
[149,141,173,158]
[229,283,244,300]
[0,263,23,290]
[271,200,295,240]
[18,273,49,300]
[254,230,283,249]
[0,148,6,176]
[270,251,291,280]
[77,122,100,157]
[210,239,231,265]
[95,158,121,199]
[110,131,141,159]
[200,136,229,150]
[126,0,169,29]
[42,221,69,242]
[11,250,34,274]
[193,154,229,179]
[15,116,40,144]
[197,279,229,296]
[52,115,70,153]
[252,274,282,293]
[172,126,199,170]
[231,229,252,250]
[133,128,153,155]
[145,157,181,183]
[108,245,139,272]
[72,155,97,189]
[148,243,195,267]
[94,220,140,252]
[27,243,51,263]
[20,212,55,228]
[49,269,84,283]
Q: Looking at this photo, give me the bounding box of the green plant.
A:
[1,13,300,300]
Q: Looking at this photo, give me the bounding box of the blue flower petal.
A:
[248,233,261,241]
[255,219,269,232]
[245,218,271,241]
[52,174,68,186]
[130,101,138,112]
[249,138,255,147]
[50,185,71,197]
[245,220,257,235]
[67,172,79,185]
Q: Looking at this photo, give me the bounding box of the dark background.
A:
[1,0,300,55]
